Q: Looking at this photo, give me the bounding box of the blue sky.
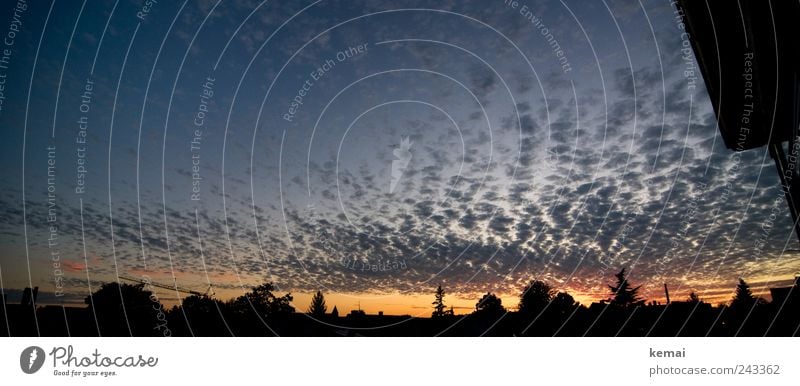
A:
[0,0,797,312]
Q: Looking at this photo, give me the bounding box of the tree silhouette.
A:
[608,268,643,307]
[308,290,327,316]
[231,283,294,319]
[475,292,505,316]
[331,305,339,318]
[85,282,165,336]
[180,294,228,336]
[432,285,448,317]
[688,291,700,303]
[550,292,578,315]
[518,280,553,315]
[730,279,755,308]
[726,278,764,335]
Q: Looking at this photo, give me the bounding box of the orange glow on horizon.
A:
[22,270,800,316]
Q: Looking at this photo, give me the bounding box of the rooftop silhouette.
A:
[2,271,797,337]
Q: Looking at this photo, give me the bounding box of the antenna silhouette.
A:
[118,275,214,297]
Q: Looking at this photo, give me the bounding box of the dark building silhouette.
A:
[348,309,366,318]
[770,276,799,306]
[677,0,800,243]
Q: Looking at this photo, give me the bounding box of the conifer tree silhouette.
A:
[608,268,643,307]
[308,290,327,316]
[432,285,447,317]
[731,279,755,308]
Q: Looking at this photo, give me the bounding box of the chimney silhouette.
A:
[20,287,31,306]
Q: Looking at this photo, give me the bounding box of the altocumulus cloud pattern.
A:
[0,0,798,337]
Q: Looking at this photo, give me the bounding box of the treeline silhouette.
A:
[2,269,798,336]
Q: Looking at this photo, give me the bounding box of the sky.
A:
[0,0,798,316]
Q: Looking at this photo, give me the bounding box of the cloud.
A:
[0,0,796,308]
